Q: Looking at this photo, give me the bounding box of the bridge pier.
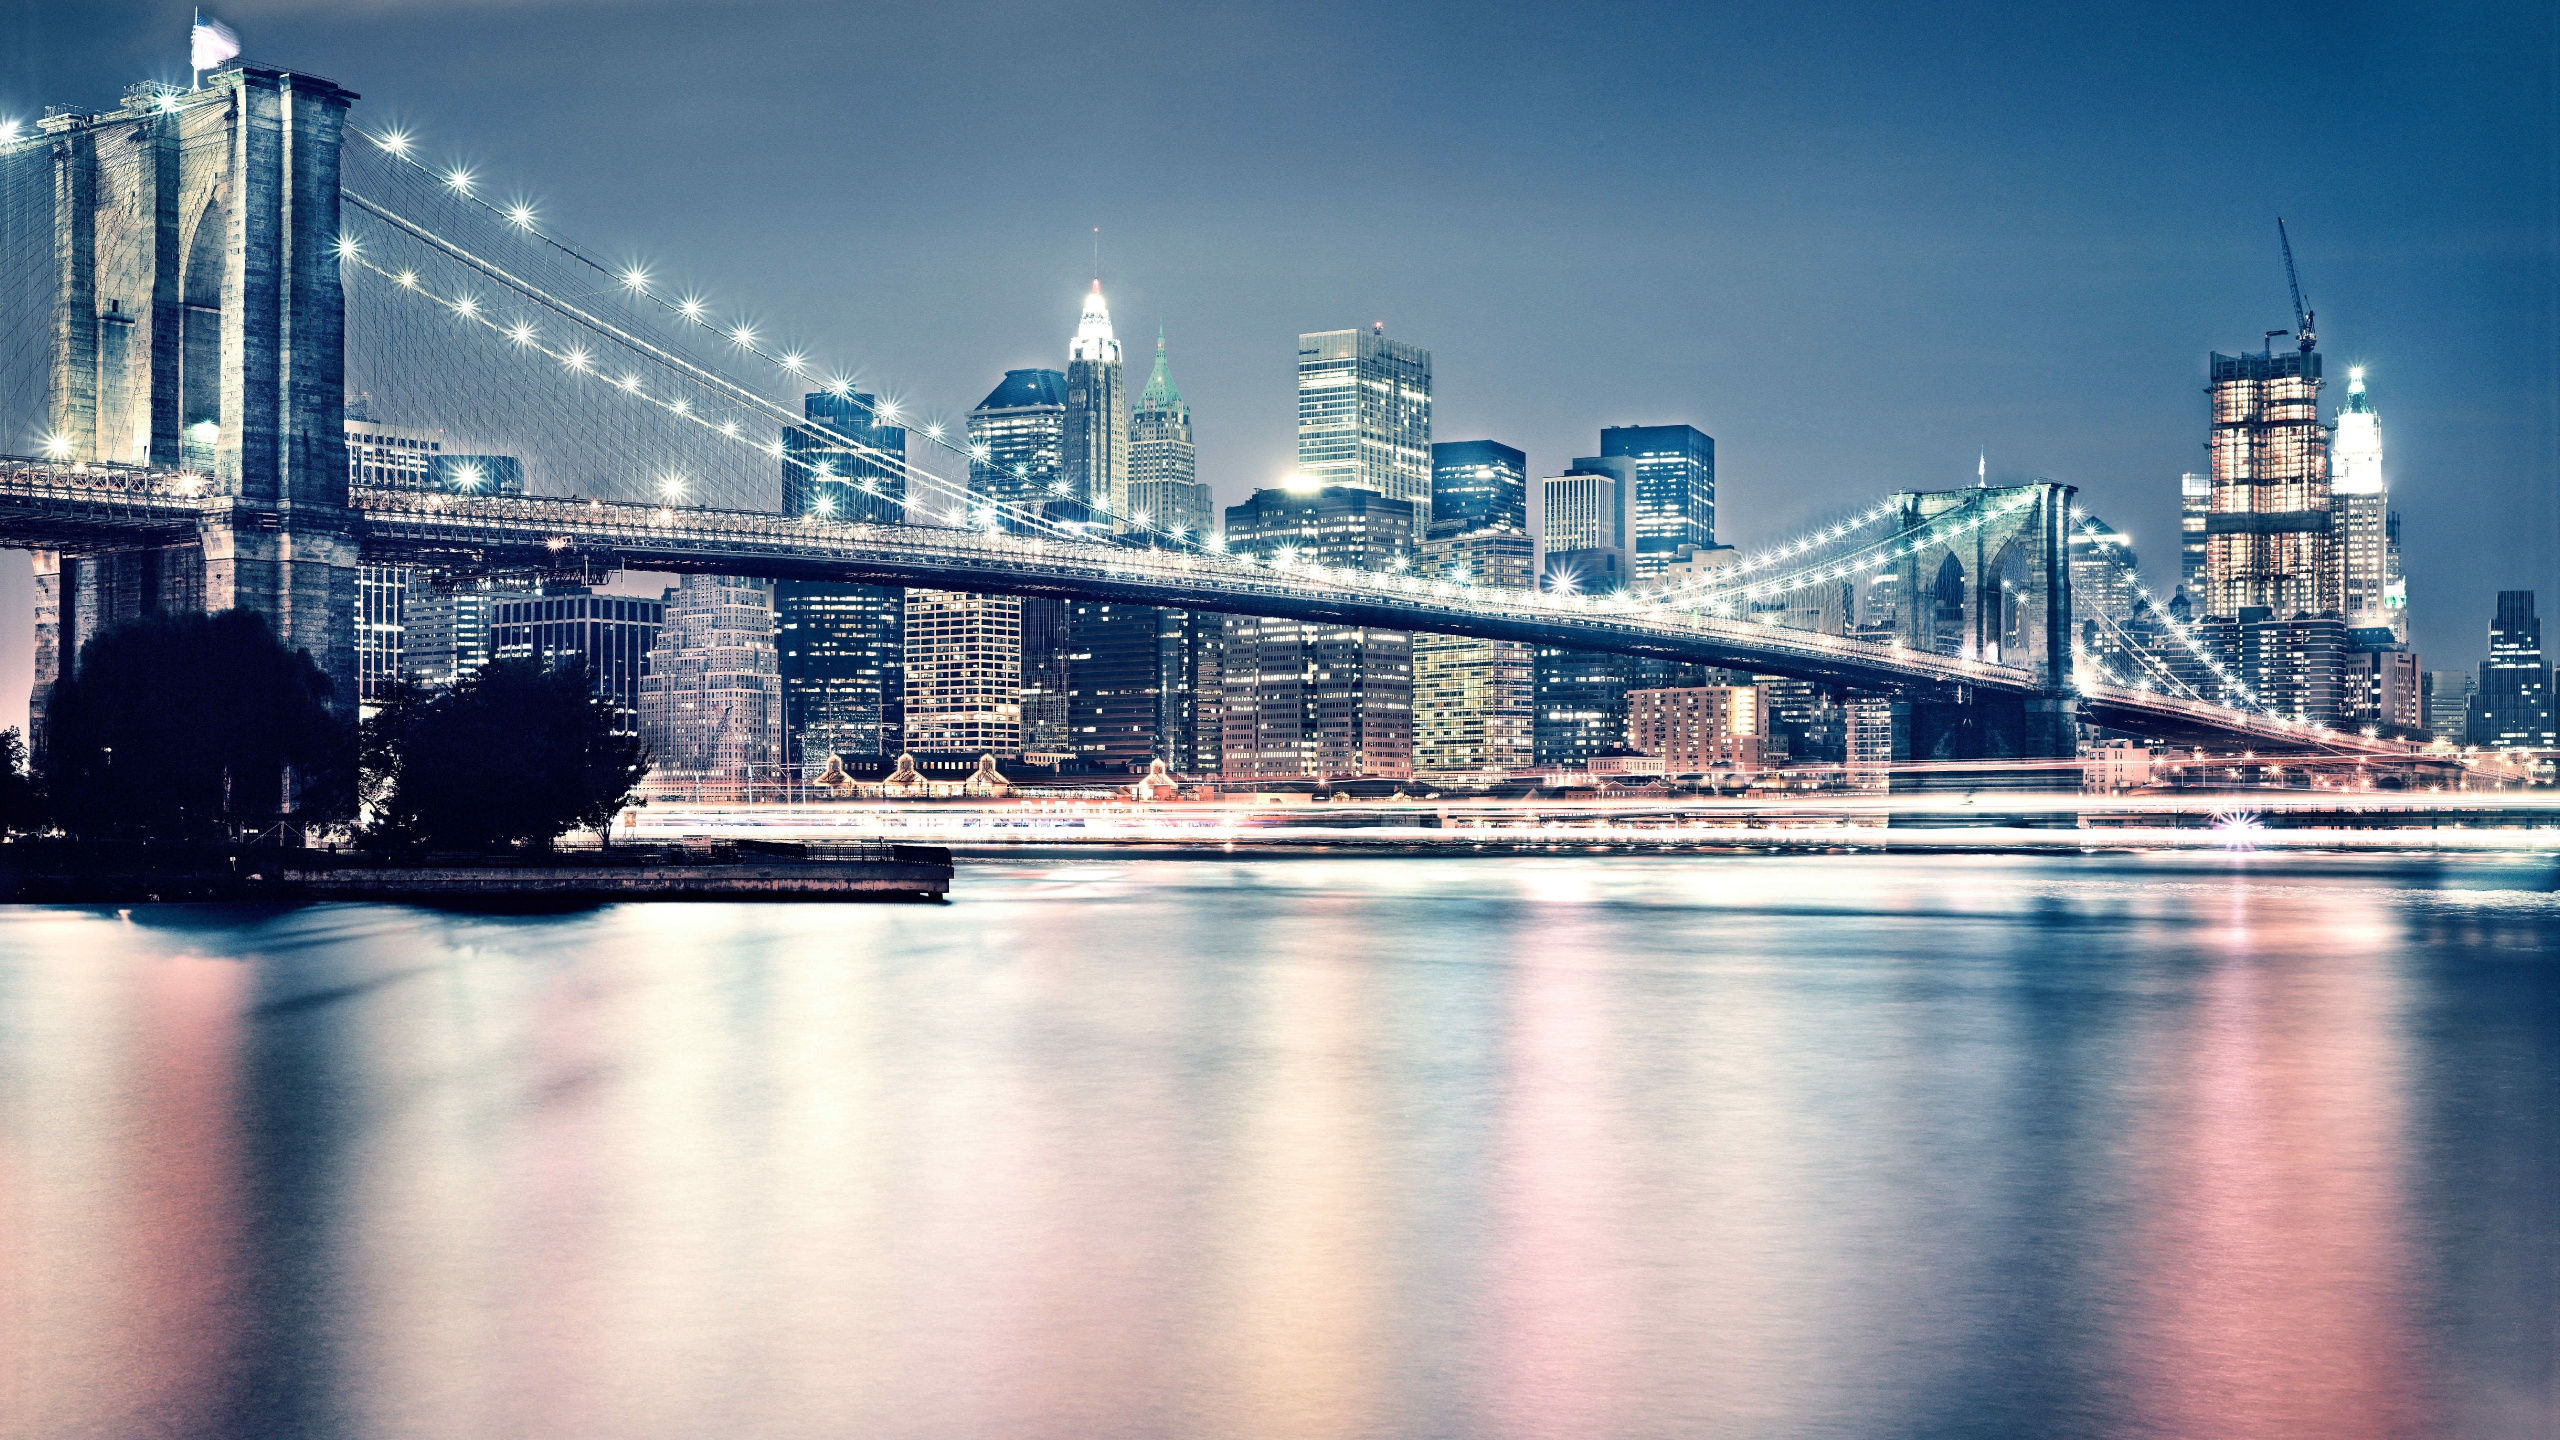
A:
[1887,691,2081,824]
[33,64,361,741]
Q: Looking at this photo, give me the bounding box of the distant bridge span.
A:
[0,461,2422,759]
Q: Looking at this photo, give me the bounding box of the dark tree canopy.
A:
[0,727,37,836]
[44,609,354,840]
[363,657,650,851]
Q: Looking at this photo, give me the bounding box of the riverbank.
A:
[0,839,953,905]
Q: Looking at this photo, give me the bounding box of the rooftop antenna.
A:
[1977,449,1986,488]
[2277,217,2314,354]
[1092,227,1100,283]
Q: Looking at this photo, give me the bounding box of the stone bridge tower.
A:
[35,63,359,739]
[1885,481,2079,780]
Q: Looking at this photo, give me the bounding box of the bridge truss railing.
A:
[0,462,2440,759]
[354,485,2055,697]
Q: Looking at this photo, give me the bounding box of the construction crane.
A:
[2277,217,2314,354]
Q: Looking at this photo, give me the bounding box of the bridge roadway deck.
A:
[0,464,2422,758]
[358,487,2044,695]
[355,490,2405,757]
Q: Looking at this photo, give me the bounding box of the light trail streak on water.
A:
[0,852,2551,1439]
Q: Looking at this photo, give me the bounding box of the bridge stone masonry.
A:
[28,65,361,741]
[0,62,2428,778]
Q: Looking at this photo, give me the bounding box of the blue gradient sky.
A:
[4,0,2553,727]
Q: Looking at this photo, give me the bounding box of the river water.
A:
[3,851,2554,1439]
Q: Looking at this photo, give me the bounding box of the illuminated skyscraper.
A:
[968,368,1069,529]
[1537,463,1627,580]
[904,589,1023,756]
[1412,528,1535,778]
[1129,329,1211,540]
[2178,472,2210,602]
[1297,327,1431,536]
[1063,282,1130,527]
[2203,342,2333,618]
[1219,485,1416,779]
[783,388,905,524]
[343,413,440,707]
[1600,423,1715,578]
[2466,591,2554,749]
[778,390,907,766]
[2069,518,2140,683]
[1430,439,1528,537]
[2330,367,2403,640]
[490,591,663,730]
[944,370,1064,757]
[638,575,785,798]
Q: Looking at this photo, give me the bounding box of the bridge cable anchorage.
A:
[344,131,1221,551]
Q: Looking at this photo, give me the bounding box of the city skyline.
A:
[0,0,2551,737]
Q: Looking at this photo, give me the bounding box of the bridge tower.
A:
[1885,481,2079,787]
[34,64,360,739]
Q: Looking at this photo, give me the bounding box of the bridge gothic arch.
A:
[1890,482,2074,690]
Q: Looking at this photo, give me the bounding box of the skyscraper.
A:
[1067,600,1162,769]
[1158,609,1224,776]
[940,369,1065,759]
[2424,671,2476,744]
[1219,485,1416,780]
[1412,528,1536,778]
[2330,367,2404,640]
[1537,462,1629,584]
[1129,330,1212,540]
[778,390,908,767]
[1297,327,1431,536]
[490,591,663,729]
[904,590,1023,756]
[2203,342,2334,618]
[1063,282,1130,528]
[2466,591,2555,749]
[404,579,527,690]
[637,575,785,798]
[2178,472,2210,603]
[783,387,906,524]
[1600,423,1715,578]
[1533,645,1633,769]
[1429,440,1528,537]
[968,368,1070,529]
[343,413,442,707]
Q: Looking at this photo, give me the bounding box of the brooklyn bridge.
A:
[0,63,2431,772]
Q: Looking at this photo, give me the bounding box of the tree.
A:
[0,727,37,836]
[363,657,649,851]
[44,609,354,840]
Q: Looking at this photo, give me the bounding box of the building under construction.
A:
[2201,224,2338,621]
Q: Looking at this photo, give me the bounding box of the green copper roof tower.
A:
[1129,328,1209,541]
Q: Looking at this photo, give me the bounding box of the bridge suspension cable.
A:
[2070,511,2269,713]
[345,127,1227,550]
[340,245,1083,548]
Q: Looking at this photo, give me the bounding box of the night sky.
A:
[4,0,2553,729]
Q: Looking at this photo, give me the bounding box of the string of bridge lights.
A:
[351,125,2004,589]
[351,126,1232,551]
[2071,511,2269,711]
[338,247,1051,539]
[343,126,2190,665]
[348,227,2056,638]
